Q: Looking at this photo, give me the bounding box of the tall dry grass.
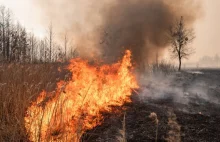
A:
[151,61,176,74]
[166,109,181,142]
[149,112,159,142]
[0,63,67,141]
[117,112,127,142]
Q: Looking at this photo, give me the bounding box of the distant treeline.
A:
[0,5,77,63]
[198,55,220,67]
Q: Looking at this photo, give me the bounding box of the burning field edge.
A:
[1,59,220,142]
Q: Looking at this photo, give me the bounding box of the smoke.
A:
[99,0,201,65]
[139,72,188,104]
[139,71,220,111]
[34,0,202,65]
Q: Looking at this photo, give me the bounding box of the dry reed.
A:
[0,63,66,141]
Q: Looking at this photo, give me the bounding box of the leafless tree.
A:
[19,28,28,62]
[64,32,68,61]
[39,39,45,62]
[70,46,78,59]
[48,22,53,62]
[168,16,195,71]
[5,9,11,61]
[0,4,73,63]
[0,6,6,60]
[29,33,38,62]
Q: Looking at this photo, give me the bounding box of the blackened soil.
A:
[83,99,220,142]
[83,70,220,142]
[83,102,169,142]
[176,111,220,142]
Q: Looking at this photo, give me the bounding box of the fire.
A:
[24,50,139,142]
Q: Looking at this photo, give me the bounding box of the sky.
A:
[192,0,220,62]
[0,0,219,63]
[0,0,46,38]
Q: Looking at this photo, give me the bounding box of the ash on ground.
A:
[83,69,220,142]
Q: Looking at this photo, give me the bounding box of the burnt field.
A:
[84,69,220,142]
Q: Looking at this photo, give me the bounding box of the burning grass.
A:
[1,54,220,142]
[24,50,139,141]
[0,51,139,142]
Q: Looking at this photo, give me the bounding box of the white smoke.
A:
[139,71,220,105]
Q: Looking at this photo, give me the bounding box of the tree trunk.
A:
[49,23,53,62]
[64,33,67,61]
[2,18,5,60]
[6,11,10,61]
[6,36,9,61]
[178,57,181,71]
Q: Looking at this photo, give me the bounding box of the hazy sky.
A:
[193,0,220,62]
[0,0,219,62]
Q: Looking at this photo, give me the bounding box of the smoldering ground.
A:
[34,0,202,66]
[138,70,220,115]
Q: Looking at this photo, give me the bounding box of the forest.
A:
[0,6,76,63]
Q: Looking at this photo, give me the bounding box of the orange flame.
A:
[24,50,139,142]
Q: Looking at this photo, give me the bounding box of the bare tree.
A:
[0,5,67,63]
[168,16,195,71]
[70,46,78,58]
[64,32,68,61]
[29,33,38,62]
[39,39,45,62]
[0,6,6,60]
[5,9,11,61]
[48,22,53,62]
[19,28,28,62]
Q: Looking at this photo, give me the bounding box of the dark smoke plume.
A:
[35,0,202,67]
[99,0,201,67]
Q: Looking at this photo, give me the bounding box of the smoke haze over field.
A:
[34,0,201,66]
[139,71,220,109]
[4,0,220,64]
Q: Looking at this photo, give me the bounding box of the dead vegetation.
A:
[0,63,67,141]
[149,112,159,142]
[116,113,127,142]
[166,109,181,142]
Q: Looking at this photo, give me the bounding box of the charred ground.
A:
[83,69,220,142]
